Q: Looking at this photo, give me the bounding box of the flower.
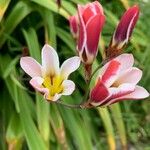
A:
[106,5,139,59]
[20,44,80,101]
[77,1,105,65]
[90,54,149,106]
[69,15,79,39]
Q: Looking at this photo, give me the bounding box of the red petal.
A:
[93,1,104,14]
[90,78,109,103]
[77,5,87,52]
[82,5,95,24]
[114,5,139,43]
[86,14,105,54]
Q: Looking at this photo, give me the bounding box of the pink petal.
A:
[100,60,121,87]
[62,80,75,95]
[93,1,104,14]
[20,57,42,78]
[101,83,135,106]
[29,77,49,95]
[69,15,79,38]
[60,56,80,79]
[114,53,134,73]
[106,85,149,105]
[86,14,105,54]
[42,44,59,77]
[115,67,142,85]
[82,4,96,24]
[77,5,87,52]
[90,78,109,106]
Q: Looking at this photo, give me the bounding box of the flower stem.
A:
[82,62,103,103]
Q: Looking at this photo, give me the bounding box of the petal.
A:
[77,5,87,52]
[85,14,105,54]
[113,5,139,44]
[42,44,59,77]
[82,4,96,24]
[93,1,104,14]
[60,56,80,79]
[106,85,149,105]
[101,83,135,106]
[90,78,109,106]
[114,53,134,72]
[115,67,142,85]
[101,54,134,78]
[99,54,134,87]
[29,77,49,95]
[62,80,75,95]
[46,93,62,101]
[69,15,79,38]
[100,60,121,87]
[20,57,42,78]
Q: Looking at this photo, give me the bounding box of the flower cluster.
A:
[20,1,149,108]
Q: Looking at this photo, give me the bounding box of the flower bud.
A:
[106,5,139,59]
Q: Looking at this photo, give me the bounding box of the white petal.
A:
[119,85,149,99]
[62,80,75,95]
[114,53,134,73]
[20,57,42,78]
[60,56,80,79]
[42,44,59,77]
[106,85,149,105]
[29,77,49,95]
[115,67,142,85]
[109,83,135,99]
[45,93,62,101]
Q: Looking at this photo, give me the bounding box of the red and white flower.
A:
[90,54,149,106]
[20,44,80,101]
[76,1,105,65]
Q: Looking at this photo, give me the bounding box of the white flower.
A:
[20,44,80,101]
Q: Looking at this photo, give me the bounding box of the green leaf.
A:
[31,0,70,19]
[3,56,19,78]
[110,104,127,149]
[98,107,116,150]
[0,0,11,22]
[22,28,41,61]
[0,1,32,47]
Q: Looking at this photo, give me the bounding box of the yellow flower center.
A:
[43,75,64,100]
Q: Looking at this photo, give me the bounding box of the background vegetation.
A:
[0,0,150,149]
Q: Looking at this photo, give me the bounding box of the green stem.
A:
[82,62,103,103]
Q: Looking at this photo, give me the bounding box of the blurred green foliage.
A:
[0,0,150,150]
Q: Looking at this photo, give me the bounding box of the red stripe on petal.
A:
[101,83,135,106]
[90,78,109,103]
[102,60,120,84]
